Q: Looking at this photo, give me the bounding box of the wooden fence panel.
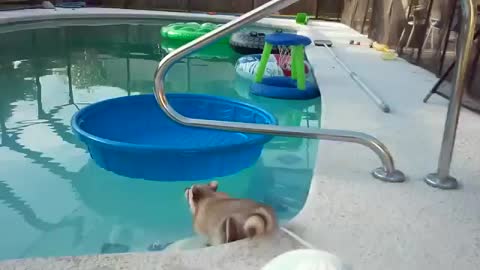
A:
[98,0,342,19]
[253,0,315,15]
[190,0,253,13]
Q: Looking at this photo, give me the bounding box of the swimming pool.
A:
[0,21,321,260]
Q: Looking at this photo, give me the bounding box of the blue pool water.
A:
[0,21,321,260]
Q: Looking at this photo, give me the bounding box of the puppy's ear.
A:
[208,181,218,191]
[221,217,240,243]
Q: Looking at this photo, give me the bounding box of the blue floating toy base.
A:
[251,76,320,100]
[265,33,312,46]
[72,94,277,181]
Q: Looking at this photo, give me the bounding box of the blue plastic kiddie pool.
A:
[72,94,277,181]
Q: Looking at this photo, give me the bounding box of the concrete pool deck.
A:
[1,8,480,270]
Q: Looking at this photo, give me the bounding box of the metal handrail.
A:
[153,0,405,183]
[425,0,476,189]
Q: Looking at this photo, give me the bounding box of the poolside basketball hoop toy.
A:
[72,94,277,181]
[251,33,320,100]
[235,53,313,81]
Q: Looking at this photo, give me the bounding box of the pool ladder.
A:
[154,0,475,185]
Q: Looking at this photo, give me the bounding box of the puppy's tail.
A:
[243,207,276,238]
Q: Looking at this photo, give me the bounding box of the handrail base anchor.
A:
[424,173,458,189]
[372,167,406,183]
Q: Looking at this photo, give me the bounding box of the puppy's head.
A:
[184,181,218,215]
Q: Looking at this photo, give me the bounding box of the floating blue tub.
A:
[72,94,277,181]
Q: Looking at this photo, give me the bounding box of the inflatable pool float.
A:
[72,93,276,181]
[235,54,284,80]
[235,54,311,81]
[230,31,282,55]
[161,38,236,59]
[161,22,229,43]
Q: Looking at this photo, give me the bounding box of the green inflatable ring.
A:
[161,22,230,43]
[161,38,236,59]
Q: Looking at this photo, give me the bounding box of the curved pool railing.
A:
[154,0,406,183]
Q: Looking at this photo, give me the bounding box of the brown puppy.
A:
[184,181,277,246]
